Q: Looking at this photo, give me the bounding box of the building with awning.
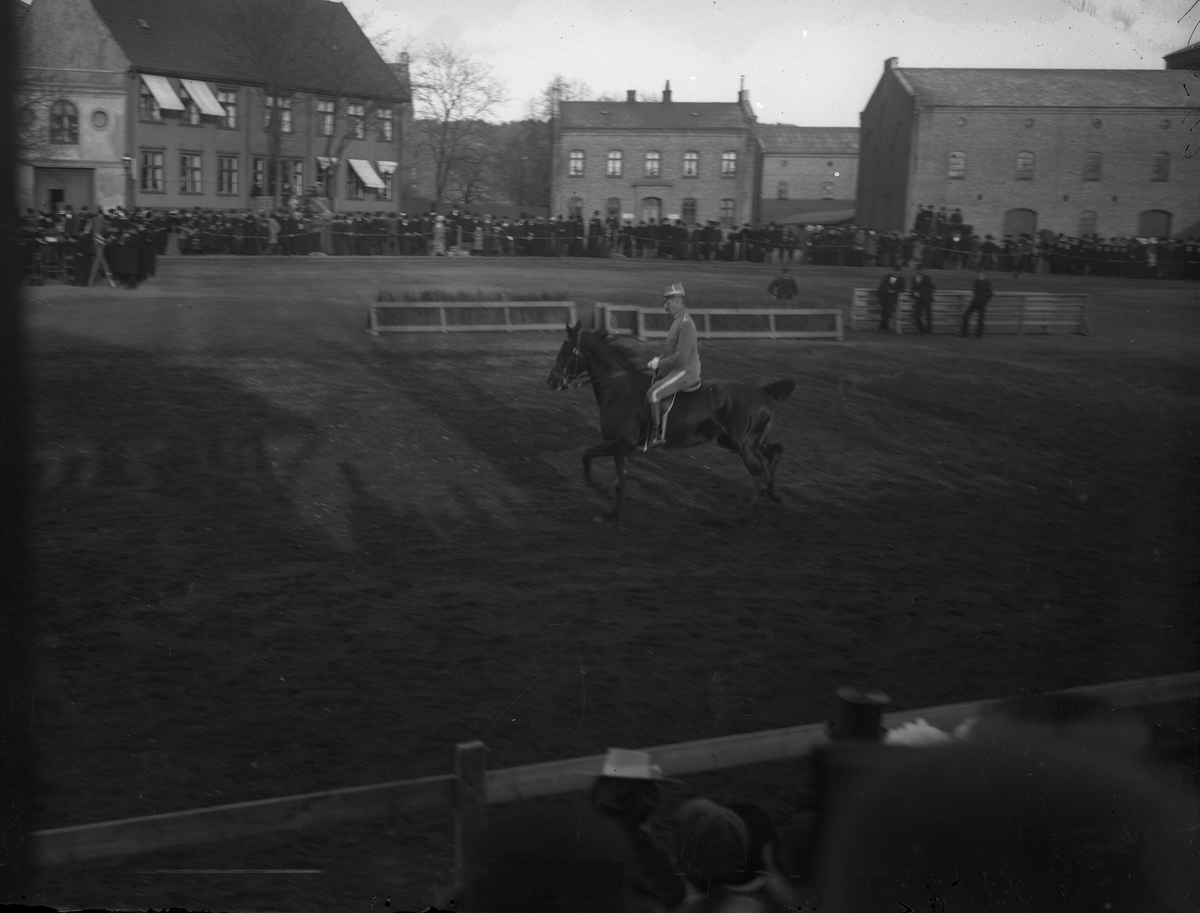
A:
[17,0,411,213]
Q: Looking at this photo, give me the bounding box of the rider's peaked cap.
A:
[662,283,685,299]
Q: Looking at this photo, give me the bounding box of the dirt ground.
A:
[15,256,1200,911]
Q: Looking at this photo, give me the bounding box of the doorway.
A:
[34,168,95,213]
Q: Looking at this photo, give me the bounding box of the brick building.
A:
[550,82,760,228]
[757,125,859,224]
[17,0,409,214]
[855,58,1196,239]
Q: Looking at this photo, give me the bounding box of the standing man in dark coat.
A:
[910,264,936,335]
[960,268,994,337]
[876,267,904,333]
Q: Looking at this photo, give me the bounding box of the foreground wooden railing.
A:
[594,303,844,341]
[31,671,1199,867]
[850,288,1089,335]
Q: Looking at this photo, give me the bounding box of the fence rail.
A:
[594,303,844,341]
[368,301,578,335]
[30,671,1198,867]
[851,289,1089,335]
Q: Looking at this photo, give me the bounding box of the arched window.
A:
[567,196,583,220]
[640,196,662,223]
[683,151,698,177]
[1015,151,1035,180]
[606,150,622,177]
[682,198,697,223]
[948,151,966,179]
[719,198,735,227]
[644,151,661,177]
[1083,152,1102,181]
[1078,211,1098,237]
[777,181,789,200]
[568,150,584,177]
[50,100,78,144]
[1151,153,1170,182]
[721,151,737,176]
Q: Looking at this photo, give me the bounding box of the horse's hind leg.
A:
[736,445,770,523]
[605,452,628,520]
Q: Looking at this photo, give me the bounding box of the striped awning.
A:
[179,79,224,117]
[348,158,386,190]
[141,74,183,111]
[375,160,398,177]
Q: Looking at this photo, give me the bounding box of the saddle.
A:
[644,381,703,449]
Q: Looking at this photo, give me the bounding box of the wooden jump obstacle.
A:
[594,303,844,341]
[30,671,1198,868]
[367,301,578,335]
[851,289,1089,335]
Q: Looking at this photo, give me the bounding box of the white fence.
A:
[594,303,844,340]
[368,301,578,334]
[851,289,1089,335]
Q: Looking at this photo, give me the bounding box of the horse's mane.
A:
[583,329,641,374]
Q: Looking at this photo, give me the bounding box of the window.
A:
[139,151,164,191]
[948,150,966,179]
[317,99,335,136]
[49,100,78,144]
[719,198,735,227]
[1015,151,1035,180]
[139,85,162,123]
[217,88,238,128]
[252,157,276,196]
[682,198,697,223]
[180,153,202,193]
[265,95,292,133]
[569,150,584,176]
[1151,152,1170,182]
[1078,211,1097,237]
[606,150,622,177]
[315,158,336,194]
[568,196,583,220]
[376,107,393,141]
[644,151,661,177]
[777,181,789,200]
[683,151,698,177]
[1083,152,1102,181]
[721,151,737,176]
[217,156,239,194]
[179,86,200,125]
[286,160,303,196]
[376,169,393,202]
[347,102,365,139]
[346,166,365,200]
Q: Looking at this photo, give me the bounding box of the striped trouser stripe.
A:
[649,370,687,402]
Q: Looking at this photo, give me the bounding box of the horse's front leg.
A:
[606,451,628,520]
[763,441,785,503]
[581,438,628,497]
[737,445,770,523]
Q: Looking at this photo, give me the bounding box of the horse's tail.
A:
[763,379,796,403]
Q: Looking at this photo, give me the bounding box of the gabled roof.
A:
[558,101,751,132]
[759,125,859,155]
[895,68,1184,108]
[87,0,407,102]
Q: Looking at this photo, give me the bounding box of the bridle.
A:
[558,335,648,389]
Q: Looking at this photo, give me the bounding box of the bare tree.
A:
[408,43,506,207]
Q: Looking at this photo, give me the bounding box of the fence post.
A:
[831,687,891,741]
[454,741,488,883]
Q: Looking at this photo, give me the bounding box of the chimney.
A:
[662,80,672,102]
[885,57,899,70]
[626,89,637,103]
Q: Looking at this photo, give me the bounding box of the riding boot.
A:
[643,401,662,451]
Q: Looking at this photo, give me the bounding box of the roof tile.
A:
[559,101,751,131]
[759,125,859,154]
[897,68,1185,108]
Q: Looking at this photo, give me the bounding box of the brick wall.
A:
[761,152,858,204]
[909,107,1197,239]
[855,69,916,232]
[551,129,756,226]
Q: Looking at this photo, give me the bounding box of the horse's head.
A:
[547,320,586,390]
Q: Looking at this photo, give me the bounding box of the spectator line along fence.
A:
[30,671,1198,868]
[368,301,579,334]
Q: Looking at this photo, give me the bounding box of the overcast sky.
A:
[342,0,1197,125]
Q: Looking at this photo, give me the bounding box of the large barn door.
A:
[1136,210,1171,238]
[1003,208,1037,237]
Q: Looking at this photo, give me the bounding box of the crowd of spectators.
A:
[18,201,1199,285]
[453,695,1198,913]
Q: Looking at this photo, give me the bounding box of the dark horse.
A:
[547,321,797,521]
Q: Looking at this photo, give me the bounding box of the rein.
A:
[562,342,647,388]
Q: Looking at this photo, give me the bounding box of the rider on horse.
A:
[644,283,701,449]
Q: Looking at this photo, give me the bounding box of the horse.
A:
[547,321,797,522]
